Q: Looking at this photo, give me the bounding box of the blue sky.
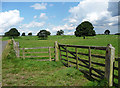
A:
[0,1,119,35]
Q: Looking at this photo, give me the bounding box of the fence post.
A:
[23,48,25,59]
[105,44,115,87]
[17,42,20,58]
[49,47,51,61]
[55,41,59,61]
[66,46,69,67]
[88,47,92,76]
[59,45,62,60]
[118,58,120,87]
[75,48,78,69]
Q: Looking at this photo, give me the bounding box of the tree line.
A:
[4,21,118,39]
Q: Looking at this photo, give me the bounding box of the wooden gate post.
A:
[55,41,59,61]
[49,47,51,61]
[105,44,115,87]
[23,48,25,59]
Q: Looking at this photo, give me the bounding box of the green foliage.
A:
[21,32,25,36]
[28,32,32,36]
[56,30,64,35]
[74,21,96,38]
[37,30,51,40]
[4,28,20,37]
[85,79,109,87]
[115,33,120,35]
[104,30,110,35]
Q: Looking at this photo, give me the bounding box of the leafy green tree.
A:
[28,32,32,36]
[74,21,96,39]
[104,30,110,35]
[37,30,51,36]
[21,32,25,36]
[4,28,20,37]
[56,30,64,35]
[37,30,51,40]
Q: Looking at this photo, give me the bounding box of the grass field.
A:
[2,35,119,86]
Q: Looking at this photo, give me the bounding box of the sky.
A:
[0,0,120,35]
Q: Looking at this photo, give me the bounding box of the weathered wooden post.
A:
[49,47,51,61]
[59,45,62,60]
[105,44,115,87]
[75,48,78,69]
[66,46,69,67]
[88,46,92,76]
[17,42,20,58]
[22,48,25,59]
[55,41,59,61]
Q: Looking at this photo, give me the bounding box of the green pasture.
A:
[2,35,119,86]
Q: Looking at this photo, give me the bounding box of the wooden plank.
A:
[59,44,106,50]
[88,47,92,76]
[60,49,105,59]
[55,41,59,61]
[49,47,51,61]
[69,60,76,65]
[78,58,89,66]
[59,47,62,60]
[24,47,54,50]
[75,48,78,69]
[25,52,48,54]
[61,58,68,61]
[91,73,104,79]
[25,56,49,58]
[92,67,105,75]
[91,61,105,67]
[105,44,115,87]
[114,75,118,79]
[23,48,25,59]
[78,63,89,68]
[60,49,66,52]
[66,46,69,67]
[114,67,118,70]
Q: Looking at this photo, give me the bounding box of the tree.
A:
[21,32,25,36]
[74,21,96,39]
[56,30,64,35]
[104,30,110,35]
[28,32,32,36]
[37,30,51,36]
[37,30,51,40]
[4,28,20,37]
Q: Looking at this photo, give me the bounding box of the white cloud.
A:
[52,24,76,34]
[40,13,48,19]
[66,32,74,35]
[21,21,45,28]
[34,15,37,19]
[0,10,24,34]
[66,0,118,34]
[30,3,47,10]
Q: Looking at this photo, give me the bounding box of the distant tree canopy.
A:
[21,32,25,36]
[37,30,51,36]
[28,32,32,36]
[115,33,120,35]
[74,21,96,39]
[37,30,51,40]
[56,30,64,35]
[104,30,110,35]
[4,28,20,37]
